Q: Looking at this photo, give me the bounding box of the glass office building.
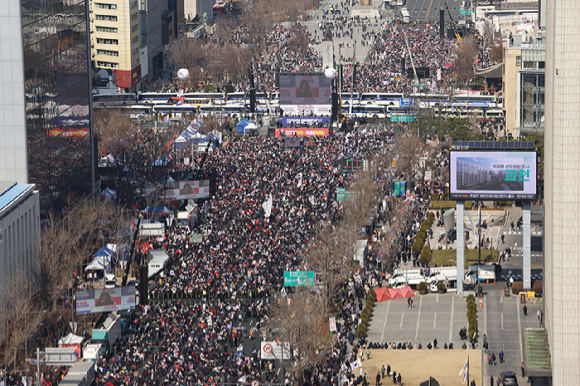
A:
[21,0,96,209]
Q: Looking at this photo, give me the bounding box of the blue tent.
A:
[237,118,251,134]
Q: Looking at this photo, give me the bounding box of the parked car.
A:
[500,371,518,386]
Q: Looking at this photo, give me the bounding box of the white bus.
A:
[409,93,450,108]
[360,92,404,106]
[226,91,269,104]
[280,105,332,116]
[451,94,497,108]
[199,104,245,117]
[152,104,199,119]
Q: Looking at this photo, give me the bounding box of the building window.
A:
[96,26,118,33]
[538,61,545,69]
[140,0,146,11]
[516,56,521,67]
[523,61,535,69]
[96,38,119,45]
[96,15,118,21]
[132,36,139,44]
[132,47,139,55]
[131,1,138,9]
[95,3,117,10]
[131,24,138,32]
[131,12,138,21]
[97,61,119,69]
[97,49,119,56]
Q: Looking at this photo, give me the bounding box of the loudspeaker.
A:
[401,57,406,72]
[139,265,148,307]
[249,89,256,113]
[440,10,445,39]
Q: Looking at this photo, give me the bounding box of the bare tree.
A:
[452,36,479,85]
[213,17,237,46]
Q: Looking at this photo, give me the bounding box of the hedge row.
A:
[357,289,377,339]
[412,213,436,254]
[466,294,478,342]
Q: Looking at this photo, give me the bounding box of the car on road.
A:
[500,371,518,385]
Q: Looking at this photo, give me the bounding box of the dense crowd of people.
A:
[93,132,419,386]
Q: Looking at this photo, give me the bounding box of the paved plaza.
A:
[366,287,544,385]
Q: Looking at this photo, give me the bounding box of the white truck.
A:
[60,362,95,386]
[426,267,458,285]
[400,8,410,23]
[83,343,104,363]
[176,200,198,230]
[353,240,369,268]
[462,265,497,289]
[91,313,122,354]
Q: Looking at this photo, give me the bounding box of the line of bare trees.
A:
[1,199,132,370]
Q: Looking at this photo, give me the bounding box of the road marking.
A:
[449,295,455,342]
[436,293,439,303]
[415,295,423,341]
[433,313,437,330]
[483,295,487,336]
[500,294,504,303]
[501,313,504,330]
[425,0,435,22]
[380,301,391,342]
[400,313,405,330]
[517,296,524,362]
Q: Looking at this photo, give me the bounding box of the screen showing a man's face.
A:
[279,75,331,105]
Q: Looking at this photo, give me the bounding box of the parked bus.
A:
[152,104,199,119]
[225,91,269,104]
[139,92,225,104]
[340,92,360,105]
[93,93,137,105]
[451,94,497,108]
[360,92,404,106]
[409,93,450,108]
[199,104,245,117]
[351,105,388,119]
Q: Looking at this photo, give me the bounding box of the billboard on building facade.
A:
[449,151,537,200]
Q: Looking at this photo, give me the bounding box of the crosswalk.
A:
[500,272,543,281]
[503,230,542,236]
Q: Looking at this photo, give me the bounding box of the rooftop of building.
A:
[0,181,35,211]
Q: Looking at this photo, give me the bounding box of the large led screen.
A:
[279,74,332,105]
[76,286,136,315]
[449,151,537,200]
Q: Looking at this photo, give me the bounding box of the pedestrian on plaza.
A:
[387,365,391,376]
[521,362,525,377]
[397,373,401,386]
[376,372,381,386]
[501,234,505,243]
[471,380,477,386]
[490,376,494,386]
[511,222,514,231]
[499,350,504,363]
[392,371,397,384]
[524,304,528,316]
[366,347,370,360]
[381,365,386,378]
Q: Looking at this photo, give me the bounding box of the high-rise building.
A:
[0,0,96,210]
[545,0,580,384]
[90,0,142,90]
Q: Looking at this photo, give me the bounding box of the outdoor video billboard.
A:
[75,286,136,315]
[279,74,332,105]
[449,151,537,200]
[165,180,211,200]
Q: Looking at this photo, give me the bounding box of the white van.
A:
[104,274,116,289]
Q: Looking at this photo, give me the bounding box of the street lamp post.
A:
[324,67,338,134]
[25,310,47,382]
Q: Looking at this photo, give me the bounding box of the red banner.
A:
[47,128,90,137]
[275,128,329,137]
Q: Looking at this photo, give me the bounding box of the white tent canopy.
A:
[58,333,83,346]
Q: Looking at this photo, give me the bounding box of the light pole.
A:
[324,67,338,133]
[25,310,47,381]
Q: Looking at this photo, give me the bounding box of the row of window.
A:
[96,14,117,21]
[97,38,118,45]
[95,3,117,9]
[96,26,118,33]
[97,61,119,68]
[97,49,119,57]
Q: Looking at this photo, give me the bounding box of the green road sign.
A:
[337,191,356,201]
[390,115,416,123]
[284,271,315,287]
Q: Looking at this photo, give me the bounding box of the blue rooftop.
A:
[0,182,34,211]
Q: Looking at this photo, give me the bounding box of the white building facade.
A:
[0,0,28,183]
[0,182,41,305]
[545,0,580,384]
